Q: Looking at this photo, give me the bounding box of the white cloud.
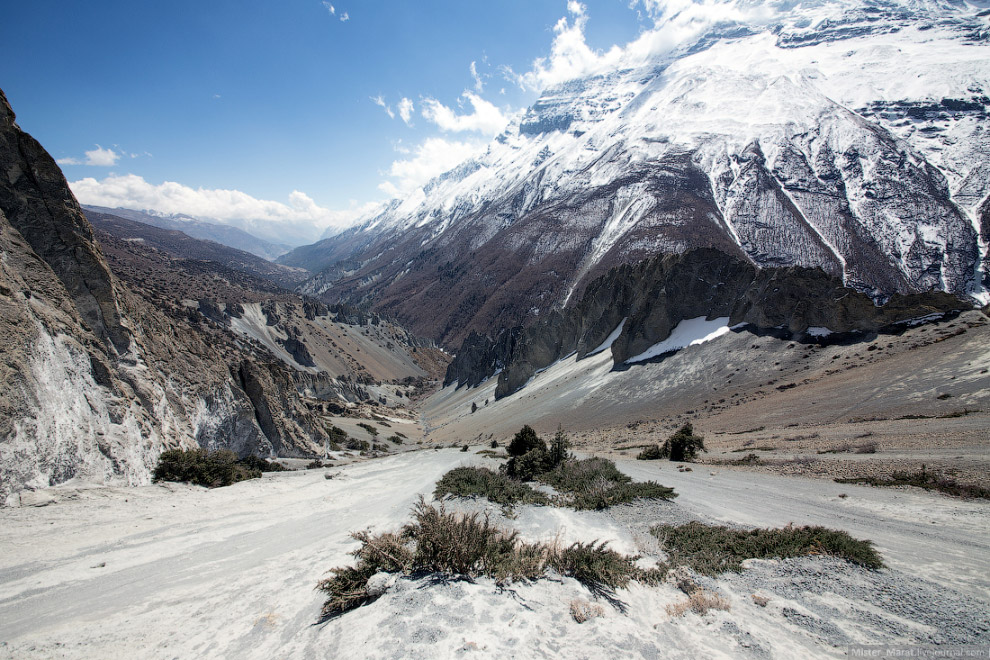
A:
[420,92,511,134]
[85,145,120,166]
[378,138,483,197]
[340,12,349,22]
[372,95,395,119]
[322,1,335,15]
[69,173,374,234]
[470,61,484,93]
[56,145,122,167]
[398,97,414,125]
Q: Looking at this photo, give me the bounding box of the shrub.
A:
[387,435,403,444]
[835,469,990,499]
[317,498,650,619]
[461,445,469,452]
[307,459,325,469]
[152,448,261,488]
[434,467,550,506]
[239,455,288,472]
[504,447,552,481]
[507,425,545,457]
[650,521,883,574]
[659,424,706,461]
[540,457,676,510]
[637,444,663,460]
[345,438,371,451]
[490,439,498,449]
[357,422,379,437]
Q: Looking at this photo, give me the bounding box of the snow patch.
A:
[626,317,731,364]
[586,318,626,357]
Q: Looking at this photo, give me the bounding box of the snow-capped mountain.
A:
[299,0,990,345]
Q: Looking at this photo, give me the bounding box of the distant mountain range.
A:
[84,208,309,289]
[284,0,990,348]
[82,205,294,261]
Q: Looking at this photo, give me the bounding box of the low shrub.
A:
[387,435,403,444]
[357,422,379,437]
[650,521,883,574]
[345,438,371,451]
[239,455,288,472]
[835,469,990,499]
[317,498,649,619]
[637,444,663,460]
[307,459,325,469]
[152,448,261,488]
[434,467,550,506]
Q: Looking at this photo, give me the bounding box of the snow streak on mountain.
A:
[298,0,990,345]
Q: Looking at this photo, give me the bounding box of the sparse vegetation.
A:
[439,426,677,510]
[357,422,379,437]
[345,438,371,451]
[317,498,648,619]
[434,467,549,507]
[152,448,262,488]
[650,521,884,575]
[238,455,288,472]
[835,469,990,499]
[636,444,664,460]
[540,457,676,510]
[387,435,403,444]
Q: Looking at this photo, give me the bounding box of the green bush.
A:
[835,469,990,499]
[152,448,262,488]
[637,444,663,460]
[239,454,288,472]
[434,467,550,506]
[345,438,371,451]
[507,425,545,457]
[357,422,379,437]
[650,521,883,574]
[387,435,403,444]
[660,423,706,461]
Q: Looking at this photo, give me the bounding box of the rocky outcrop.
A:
[444,249,967,400]
[0,90,129,351]
[0,89,338,504]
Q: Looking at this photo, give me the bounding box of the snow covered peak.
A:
[307,0,989,343]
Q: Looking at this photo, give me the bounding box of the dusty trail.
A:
[616,460,990,599]
[0,450,472,659]
[1,449,987,658]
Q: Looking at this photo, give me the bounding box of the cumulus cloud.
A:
[322,1,335,15]
[378,138,484,197]
[57,145,121,167]
[372,95,395,119]
[69,174,374,235]
[420,92,510,134]
[398,97,415,125]
[339,12,349,22]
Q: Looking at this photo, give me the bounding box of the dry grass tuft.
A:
[570,598,605,623]
[665,589,731,617]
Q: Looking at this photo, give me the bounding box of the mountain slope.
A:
[296,0,989,347]
[0,89,437,504]
[82,205,293,261]
[84,209,309,288]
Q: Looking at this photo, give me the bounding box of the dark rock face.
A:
[0,89,129,351]
[444,249,967,400]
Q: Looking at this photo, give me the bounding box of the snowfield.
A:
[1,449,987,658]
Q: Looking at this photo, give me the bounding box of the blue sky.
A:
[1,0,648,242]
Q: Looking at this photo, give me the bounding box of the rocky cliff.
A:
[444,249,967,400]
[0,89,346,504]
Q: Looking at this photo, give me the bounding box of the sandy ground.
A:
[1,449,987,658]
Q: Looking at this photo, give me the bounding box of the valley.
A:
[2,0,989,657]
